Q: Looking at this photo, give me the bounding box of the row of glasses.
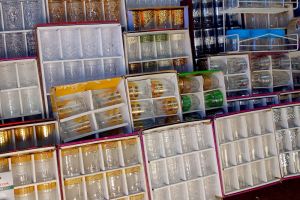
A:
[130,8,184,31]
[48,0,121,23]
[0,31,36,59]
[0,151,57,187]
[14,182,58,200]
[0,0,45,31]
[209,56,248,75]
[0,88,42,119]
[39,26,122,61]
[61,138,140,178]
[126,0,180,8]
[0,123,57,153]
[128,58,188,74]
[44,58,121,92]
[64,166,145,200]
[126,33,186,62]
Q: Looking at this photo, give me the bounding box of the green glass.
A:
[204,90,224,109]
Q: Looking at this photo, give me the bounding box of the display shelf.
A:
[227,94,279,113]
[214,109,281,196]
[57,134,149,200]
[127,6,189,31]
[250,53,294,94]
[142,121,222,200]
[279,90,300,103]
[0,0,46,58]
[125,71,182,131]
[225,33,299,53]
[178,70,228,120]
[207,54,251,97]
[0,59,44,123]
[0,147,61,200]
[124,30,193,74]
[37,23,126,116]
[222,0,298,11]
[0,120,59,154]
[46,0,127,27]
[50,78,132,142]
[272,103,300,178]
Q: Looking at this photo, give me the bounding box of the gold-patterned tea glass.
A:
[154,97,179,116]
[66,0,84,22]
[92,88,122,109]
[151,79,175,98]
[155,9,171,29]
[85,0,103,21]
[35,124,56,147]
[0,129,13,153]
[104,0,120,21]
[14,127,34,150]
[48,0,66,23]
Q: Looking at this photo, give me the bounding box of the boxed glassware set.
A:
[50,78,132,142]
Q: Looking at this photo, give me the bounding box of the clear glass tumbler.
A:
[12,154,33,186]
[34,151,55,182]
[61,148,81,177]
[81,144,101,174]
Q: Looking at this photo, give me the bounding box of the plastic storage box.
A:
[123,30,193,74]
[57,134,149,200]
[0,0,46,58]
[50,78,132,142]
[37,23,127,116]
[142,121,222,200]
[0,59,44,123]
[0,147,61,200]
[125,71,183,131]
[208,54,251,97]
[214,109,281,196]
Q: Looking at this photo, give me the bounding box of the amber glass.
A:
[48,0,66,23]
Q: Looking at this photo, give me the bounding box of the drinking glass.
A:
[156,9,172,29]
[125,167,142,194]
[273,71,290,87]
[158,60,173,71]
[12,154,33,186]
[184,154,199,180]
[149,161,165,188]
[85,0,103,21]
[82,144,101,174]
[81,28,101,58]
[86,174,105,200]
[140,35,156,59]
[84,60,103,81]
[34,151,55,182]
[128,80,151,100]
[171,9,184,29]
[122,139,139,166]
[92,88,122,108]
[252,71,272,88]
[64,178,84,200]
[40,30,61,61]
[151,78,175,98]
[140,10,155,30]
[181,94,201,113]
[0,130,13,153]
[103,0,120,21]
[173,58,187,72]
[286,107,296,128]
[200,151,215,176]
[102,28,118,56]
[14,186,35,200]
[226,75,249,90]
[21,88,41,115]
[131,100,154,120]
[187,180,202,200]
[154,97,179,116]
[142,61,157,72]
[64,61,84,84]
[66,0,84,22]
[162,130,177,156]
[61,115,92,136]
[18,61,38,87]
[102,141,120,169]
[0,62,18,90]
[170,184,186,200]
[1,91,21,118]
[35,124,56,147]
[155,34,170,58]
[178,127,194,153]
[61,29,81,59]
[96,108,123,128]
[2,1,23,31]
[144,133,162,161]
[26,31,37,57]
[167,157,181,184]
[44,62,64,92]
[127,36,140,62]
[170,33,185,56]
[106,170,124,198]
[14,127,34,150]
[178,77,201,93]
[237,166,247,189]
[24,0,44,29]
[48,0,66,22]
[103,58,118,78]
[273,109,284,130]
[6,33,26,58]
[153,188,169,200]
[61,148,81,177]
[37,182,57,200]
